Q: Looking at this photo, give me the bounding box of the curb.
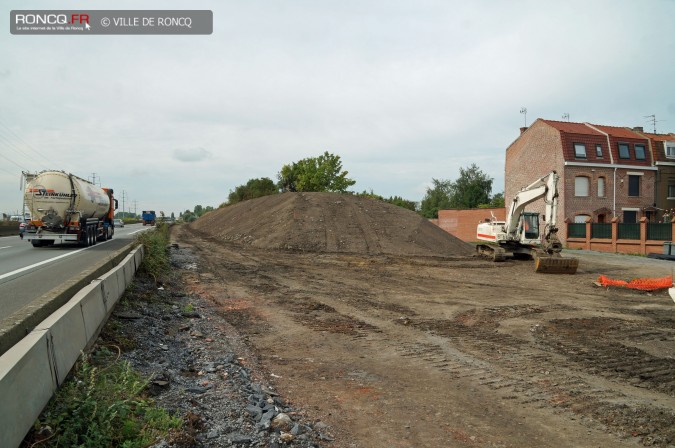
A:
[0,245,144,448]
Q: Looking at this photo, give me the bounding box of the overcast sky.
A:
[1,0,674,217]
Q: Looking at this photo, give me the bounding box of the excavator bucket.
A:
[534,254,579,274]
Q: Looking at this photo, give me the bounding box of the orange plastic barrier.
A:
[597,275,673,291]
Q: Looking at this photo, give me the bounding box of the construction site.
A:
[172,191,675,447]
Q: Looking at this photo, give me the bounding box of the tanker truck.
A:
[23,171,118,247]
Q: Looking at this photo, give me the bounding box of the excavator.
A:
[476,171,579,274]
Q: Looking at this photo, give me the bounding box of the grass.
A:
[27,348,181,447]
[136,223,171,283]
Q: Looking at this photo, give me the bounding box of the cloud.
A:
[172,147,212,163]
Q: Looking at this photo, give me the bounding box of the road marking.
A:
[0,241,109,281]
[0,246,12,250]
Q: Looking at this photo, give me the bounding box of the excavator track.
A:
[476,244,507,262]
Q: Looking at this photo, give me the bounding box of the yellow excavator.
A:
[476,171,579,274]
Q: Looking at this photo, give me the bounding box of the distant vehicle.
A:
[23,170,118,247]
[113,219,125,228]
[19,221,26,239]
[142,210,156,226]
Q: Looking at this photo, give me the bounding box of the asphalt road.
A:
[0,224,150,318]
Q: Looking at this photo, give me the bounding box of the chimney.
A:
[520,127,528,135]
[632,126,644,133]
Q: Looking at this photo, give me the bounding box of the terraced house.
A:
[504,119,674,242]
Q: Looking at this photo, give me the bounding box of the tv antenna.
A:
[644,114,664,133]
[520,107,527,127]
[562,113,570,122]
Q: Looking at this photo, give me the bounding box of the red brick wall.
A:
[437,208,506,242]
[505,119,565,238]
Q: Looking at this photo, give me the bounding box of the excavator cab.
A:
[520,212,540,240]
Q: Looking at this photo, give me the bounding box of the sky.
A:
[1,0,674,217]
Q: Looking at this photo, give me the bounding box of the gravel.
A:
[98,245,329,447]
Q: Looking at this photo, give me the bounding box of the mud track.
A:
[175,225,675,447]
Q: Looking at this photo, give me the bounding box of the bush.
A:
[136,223,170,283]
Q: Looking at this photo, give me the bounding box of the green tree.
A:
[420,178,453,218]
[278,151,356,193]
[448,164,493,209]
[228,177,278,204]
[386,195,417,212]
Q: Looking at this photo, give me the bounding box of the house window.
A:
[598,177,606,197]
[618,143,630,159]
[574,214,591,223]
[596,144,603,157]
[635,144,646,160]
[668,184,675,199]
[574,143,587,158]
[628,175,640,197]
[666,143,675,159]
[623,210,637,223]
[575,176,590,196]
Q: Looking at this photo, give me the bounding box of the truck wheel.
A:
[31,240,43,247]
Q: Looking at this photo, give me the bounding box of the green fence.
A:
[567,223,586,238]
[618,223,640,240]
[647,223,672,241]
[591,223,612,239]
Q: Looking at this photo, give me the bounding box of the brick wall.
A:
[505,120,566,238]
[437,208,506,242]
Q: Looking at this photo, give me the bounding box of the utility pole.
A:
[122,190,127,219]
[132,200,138,218]
[562,113,570,122]
[89,173,99,186]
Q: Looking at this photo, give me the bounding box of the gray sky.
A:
[2,0,674,217]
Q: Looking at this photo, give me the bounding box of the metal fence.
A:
[617,223,640,240]
[647,223,672,241]
[567,223,586,238]
[591,223,612,239]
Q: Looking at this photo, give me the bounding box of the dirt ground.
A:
[174,194,675,447]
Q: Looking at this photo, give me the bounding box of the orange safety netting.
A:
[596,275,673,291]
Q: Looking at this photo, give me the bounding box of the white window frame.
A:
[597,177,606,197]
[575,176,590,197]
[574,214,591,223]
[574,143,587,158]
[595,144,603,158]
[666,143,675,159]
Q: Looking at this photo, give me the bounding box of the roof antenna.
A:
[562,113,570,122]
[644,114,662,133]
[520,107,527,127]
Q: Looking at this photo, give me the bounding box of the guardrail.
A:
[0,245,144,448]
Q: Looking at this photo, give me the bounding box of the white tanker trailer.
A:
[23,171,118,247]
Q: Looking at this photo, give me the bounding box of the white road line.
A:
[0,246,12,250]
[0,241,108,281]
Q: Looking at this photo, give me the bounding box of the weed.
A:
[27,349,181,447]
[136,223,171,283]
[183,303,195,313]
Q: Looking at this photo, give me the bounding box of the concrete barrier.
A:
[0,245,144,448]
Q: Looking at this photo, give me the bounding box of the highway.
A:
[0,224,150,318]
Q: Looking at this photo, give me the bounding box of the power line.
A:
[0,131,48,169]
[0,118,56,167]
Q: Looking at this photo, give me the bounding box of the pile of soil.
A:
[190,192,472,257]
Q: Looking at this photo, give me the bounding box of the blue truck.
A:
[142,210,156,226]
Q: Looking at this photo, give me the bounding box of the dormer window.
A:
[596,144,603,157]
[618,143,630,159]
[574,143,587,158]
[666,143,675,159]
[635,144,646,160]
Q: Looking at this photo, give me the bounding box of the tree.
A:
[448,164,493,209]
[479,192,504,209]
[228,177,278,204]
[420,178,453,218]
[278,152,356,193]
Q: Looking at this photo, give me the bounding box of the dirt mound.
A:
[189,192,472,257]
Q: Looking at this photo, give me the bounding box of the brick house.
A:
[505,119,657,242]
[634,131,675,218]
